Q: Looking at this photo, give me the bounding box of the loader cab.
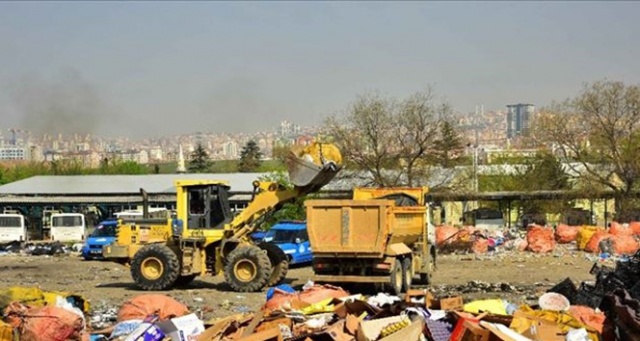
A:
[179,181,233,230]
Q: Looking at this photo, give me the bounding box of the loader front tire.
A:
[259,242,289,287]
[224,245,272,292]
[131,244,180,291]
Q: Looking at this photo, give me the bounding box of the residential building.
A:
[506,104,535,138]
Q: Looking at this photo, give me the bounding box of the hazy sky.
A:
[1,1,639,138]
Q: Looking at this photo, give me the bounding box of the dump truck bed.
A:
[305,199,427,258]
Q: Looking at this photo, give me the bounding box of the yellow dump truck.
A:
[305,187,435,295]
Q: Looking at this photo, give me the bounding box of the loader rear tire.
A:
[224,245,272,292]
[388,258,403,296]
[174,274,197,287]
[259,242,289,287]
[131,244,180,291]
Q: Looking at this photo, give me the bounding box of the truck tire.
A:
[131,244,181,291]
[388,258,403,295]
[224,245,272,292]
[174,274,197,287]
[419,255,436,285]
[401,258,412,293]
[258,242,289,287]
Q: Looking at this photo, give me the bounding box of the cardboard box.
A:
[404,289,436,308]
[237,327,283,341]
[356,315,405,341]
[439,296,464,311]
[157,313,205,341]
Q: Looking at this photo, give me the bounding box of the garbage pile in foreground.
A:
[3,254,640,341]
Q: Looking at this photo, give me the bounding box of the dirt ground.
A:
[0,245,601,323]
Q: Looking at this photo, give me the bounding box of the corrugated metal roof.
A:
[0,173,270,195]
[0,193,254,204]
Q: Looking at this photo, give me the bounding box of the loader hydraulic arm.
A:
[224,181,301,241]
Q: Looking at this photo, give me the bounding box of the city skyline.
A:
[1,2,639,137]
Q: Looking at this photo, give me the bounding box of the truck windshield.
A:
[52,216,83,227]
[266,229,297,243]
[0,217,22,228]
[91,225,116,237]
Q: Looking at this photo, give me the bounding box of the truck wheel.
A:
[131,244,180,291]
[258,242,289,287]
[174,274,197,287]
[388,259,403,295]
[401,258,412,293]
[420,256,436,285]
[224,245,272,292]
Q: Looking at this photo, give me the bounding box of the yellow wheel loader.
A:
[102,143,342,292]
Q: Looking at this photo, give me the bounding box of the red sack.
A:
[526,225,556,253]
[585,231,614,253]
[568,305,605,334]
[21,306,84,341]
[435,225,458,247]
[117,294,189,322]
[472,238,488,254]
[630,221,640,235]
[610,222,633,236]
[298,284,349,305]
[612,235,640,255]
[555,224,579,243]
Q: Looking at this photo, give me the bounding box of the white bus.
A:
[0,214,27,242]
[50,213,86,242]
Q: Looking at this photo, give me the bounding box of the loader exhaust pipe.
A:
[140,188,149,219]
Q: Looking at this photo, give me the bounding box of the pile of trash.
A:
[0,241,81,256]
[1,278,632,341]
[435,222,640,256]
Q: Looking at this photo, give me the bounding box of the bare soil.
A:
[0,247,598,322]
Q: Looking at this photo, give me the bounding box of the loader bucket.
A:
[286,143,342,194]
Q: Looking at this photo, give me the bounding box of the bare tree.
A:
[536,80,640,218]
[325,93,398,186]
[325,89,459,188]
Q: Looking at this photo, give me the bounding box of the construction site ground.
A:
[0,248,598,320]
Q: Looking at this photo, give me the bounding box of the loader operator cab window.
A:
[188,185,232,229]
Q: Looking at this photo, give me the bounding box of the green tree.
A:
[188,143,213,173]
[432,119,464,168]
[257,171,306,228]
[238,140,263,172]
[536,80,640,219]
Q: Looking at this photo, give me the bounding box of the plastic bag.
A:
[630,221,640,235]
[609,222,633,236]
[611,235,640,255]
[584,231,613,253]
[471,238,488,254]
[567,305,605,334]
[21,306,84,341]
[526,225,556,253]
[576,226,602,250]
[117,295,189,322]
[555,224,579,243]
[435,226,458,247]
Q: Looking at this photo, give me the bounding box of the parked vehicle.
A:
[50,213,86,242]
[82,219,117,260]
[263,221,312,265]
[307,187,436,295]
[0,214,27,243]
